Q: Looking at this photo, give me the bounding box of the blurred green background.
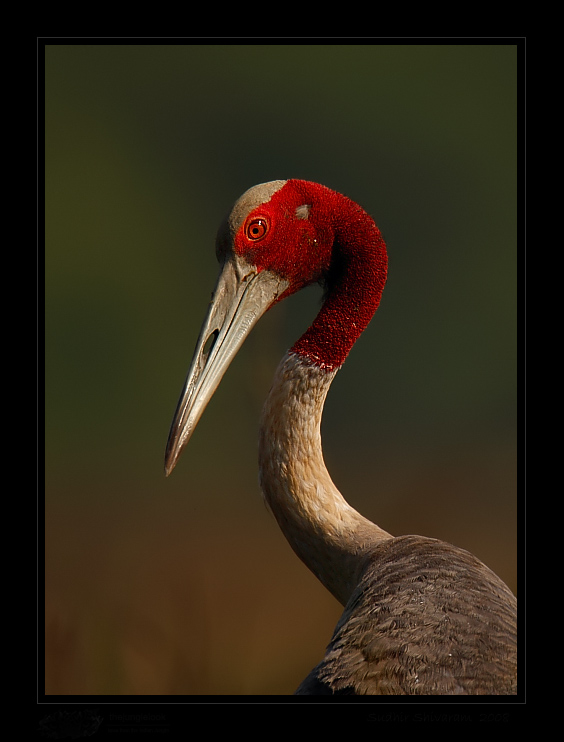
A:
[45,43,518,696]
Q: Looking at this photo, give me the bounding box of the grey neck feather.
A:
[258,352,391,605]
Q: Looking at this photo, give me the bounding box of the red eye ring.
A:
[245,217,268,241]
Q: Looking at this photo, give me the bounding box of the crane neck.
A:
[258,352,391,606]
[289,185,388,370]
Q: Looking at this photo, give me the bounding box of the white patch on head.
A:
[216,180,287,258]
[230,181,287,234]
[295,204,311,220]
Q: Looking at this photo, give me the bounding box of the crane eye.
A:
[246,218,268,241]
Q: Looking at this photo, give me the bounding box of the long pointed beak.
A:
[164,257,289,476]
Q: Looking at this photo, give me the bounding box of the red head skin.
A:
[232,180,388,370]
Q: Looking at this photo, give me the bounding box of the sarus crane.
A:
[165,180,517,695]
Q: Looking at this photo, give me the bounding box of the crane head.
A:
[215,180,337,299]
[164,180,386,475]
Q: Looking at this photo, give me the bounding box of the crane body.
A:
[165,180,517,695]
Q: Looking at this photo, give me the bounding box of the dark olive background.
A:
[45,43,518,695]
